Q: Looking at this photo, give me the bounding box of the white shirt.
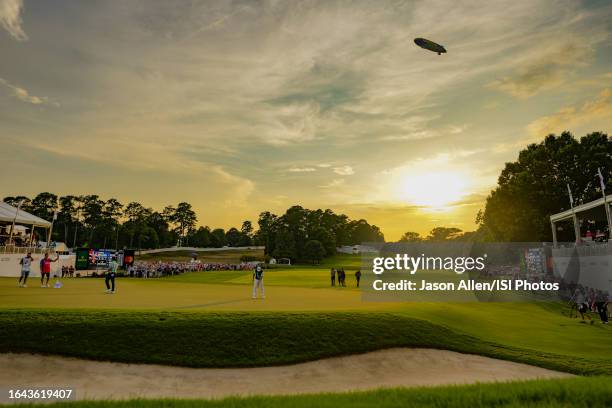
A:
[20,256,33,272]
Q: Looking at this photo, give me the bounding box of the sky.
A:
[1,0,611,240]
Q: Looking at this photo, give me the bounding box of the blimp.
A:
[414,38,447,55]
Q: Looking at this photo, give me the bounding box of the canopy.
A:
[550,195,612,223]
[0,202,51,228]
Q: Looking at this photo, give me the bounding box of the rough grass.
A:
[1,310,610,375]
[4,377,612,408]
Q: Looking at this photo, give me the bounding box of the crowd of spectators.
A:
[567,284,610,324]
[128,261,255,278]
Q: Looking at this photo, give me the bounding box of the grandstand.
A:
[550,193,611,245]
[0,202,59,276]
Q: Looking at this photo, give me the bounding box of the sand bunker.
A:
[0,349,572,401]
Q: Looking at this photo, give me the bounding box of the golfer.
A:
[18,252,33,287]
[355,269,362,287]
[105,257,118,294]
[40,252,59,288]
[252,263,265,299]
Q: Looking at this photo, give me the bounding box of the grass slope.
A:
[1,310,610,375]
[4,377,612,408]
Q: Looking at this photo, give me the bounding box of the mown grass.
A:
[4,377,612,408]
[1,310,610,375]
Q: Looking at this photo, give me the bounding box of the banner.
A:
[75,248,91,270]
[122,249,135,268]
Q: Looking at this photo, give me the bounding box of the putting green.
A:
[0,274,390,312]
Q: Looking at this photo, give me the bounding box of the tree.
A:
[225,227,242,247]
[304,240,325,264]
[56,195,78,244]
[272,229,296,260]
[101,198,123,249]
[30,192,58,221]
[399,231,421,242]
[210,228,227,247]
[238,221,253,246]
[241,221,253,237]
[479,132,611,241]
[347,219,385,243]
[427,227,463,241]
[312,227,336,256]
[190,226,211,247]
[255,211,277,252]
[165,202,197,246]
[3,196,32,211]
[121,202,149,248]
[147,211,175,248]
[80,195,104,246]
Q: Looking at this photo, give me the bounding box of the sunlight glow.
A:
[397,171,469,209]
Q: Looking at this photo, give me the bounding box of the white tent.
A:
[0,202,51,227]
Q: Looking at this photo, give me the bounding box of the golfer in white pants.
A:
[252,264,265,299]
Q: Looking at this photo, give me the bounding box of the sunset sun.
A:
[398,171,469,209]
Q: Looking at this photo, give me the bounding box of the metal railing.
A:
[552,242,612,257]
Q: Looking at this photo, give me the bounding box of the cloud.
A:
[1,0,611,237]
[333,165,354,176]
[488,43,593,99]
[448,125,467,135]
[288,167,316,173]
[527,89,612,137]
[380,131,435,142]
[320,178,345,189]
[0,78,51,105]
[0,0,27,40]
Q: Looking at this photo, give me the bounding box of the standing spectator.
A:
[330,268,336,287]
[595,292,609,325]
[355,270,362,288]
[252,263,265,299]
[575,290,592,323]
[105,257,118,294]
[40,252,59,288]
[18,252,33,288]
[339,268,346,287]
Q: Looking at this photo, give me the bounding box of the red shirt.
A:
[42,258,52,273]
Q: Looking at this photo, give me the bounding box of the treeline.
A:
[1,195,384,260]
[255,206,384,262]
[3,194,203,249]
[478,132,611,242]
[398,227,478,242]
